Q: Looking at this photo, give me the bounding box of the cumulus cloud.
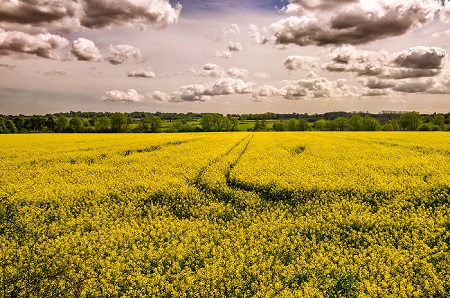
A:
[392,79,435,93]
[191,64,248,79]
[191,63,225,78]
[0,1,81,33]
[214,50,232,59]
[101,89,144,102]
[128,68,156,78]
[362,78,396,89]
[361,88,393,97]
[322,46,387,76]
[152,78,253,102]
[282,78,356,100]
[323,46,447,80]
[284,55,319,71]
[440,4,450,22]
[0,31,68,59]
[271,0,439,46]
[228,42,243,52]
[0,0,181,33]
[226,67,248,78]
[217,23,240,40]
[248,24,269,44]
[106,44,142,65]
[393,46,447,70]
[81,0,182,29]
[252,85,287,102]
[71,38,101,62]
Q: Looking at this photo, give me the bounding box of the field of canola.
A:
[1,132,450,297]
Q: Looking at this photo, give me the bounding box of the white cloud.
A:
[152,78,253,102]
[284,55,319,71]
[282,78,356,100]
[228,42,243,52]
[214,50,232,59]
[71,38,101,62]
[248,24,269,45]
[101,89,144,102]
[191,63,225,78]
[214,51,231,59]
[252,85,286,101]
[191,64,248,79]
[106,44,142,65]
[0,31,68,59]
[226,67,248,78]
[128,68,156,78]
[322,46,387,76]
[361,88,393,97]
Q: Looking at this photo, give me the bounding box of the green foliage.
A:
[110,112,128,132]
[399,112,422,131]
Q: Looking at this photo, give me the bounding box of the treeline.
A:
[0,111,449,133]
[267,112,449,132]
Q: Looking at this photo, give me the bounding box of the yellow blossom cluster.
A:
[1,132,449,297]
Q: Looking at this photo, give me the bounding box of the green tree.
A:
[349,114,363,131]
[45,117,56,132]
[253,120,262,131]
[432,114,445,130]
[222,117,232,131]
[230,117,238,131]
[399,112,422,131]
[272,121,287,131]
[333,117,350,131]
[5,120,17,133]
[212,114,223,131]
[0,119,7,133]
[55,115,68,132]
[297,119,309,131]
[150,116,162,133]
[382,120,400,131]
[362,116,381,131]
[69,116,83,132]
[288,118,298,131]
[314,119,326,131]
[95,116,111,132]
[111,112,127,132]
[200,114,214,131]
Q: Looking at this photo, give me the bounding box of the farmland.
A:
[1,132,450,297]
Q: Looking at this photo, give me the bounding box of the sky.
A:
[0,0,450,115]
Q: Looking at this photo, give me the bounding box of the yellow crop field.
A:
[1,132,450,297]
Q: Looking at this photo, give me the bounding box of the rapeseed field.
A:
[1,132,449,297]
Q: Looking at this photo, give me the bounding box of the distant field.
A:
[1,132,450,297]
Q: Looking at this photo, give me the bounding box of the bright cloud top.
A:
[101,89,145,102]
[153,78,253,102]
[71,38,102,62]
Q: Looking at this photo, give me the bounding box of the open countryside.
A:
[1,132,450,297]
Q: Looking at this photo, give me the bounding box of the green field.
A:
[1,132,450,297]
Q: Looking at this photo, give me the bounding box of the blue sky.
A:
[0,0,449,115]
